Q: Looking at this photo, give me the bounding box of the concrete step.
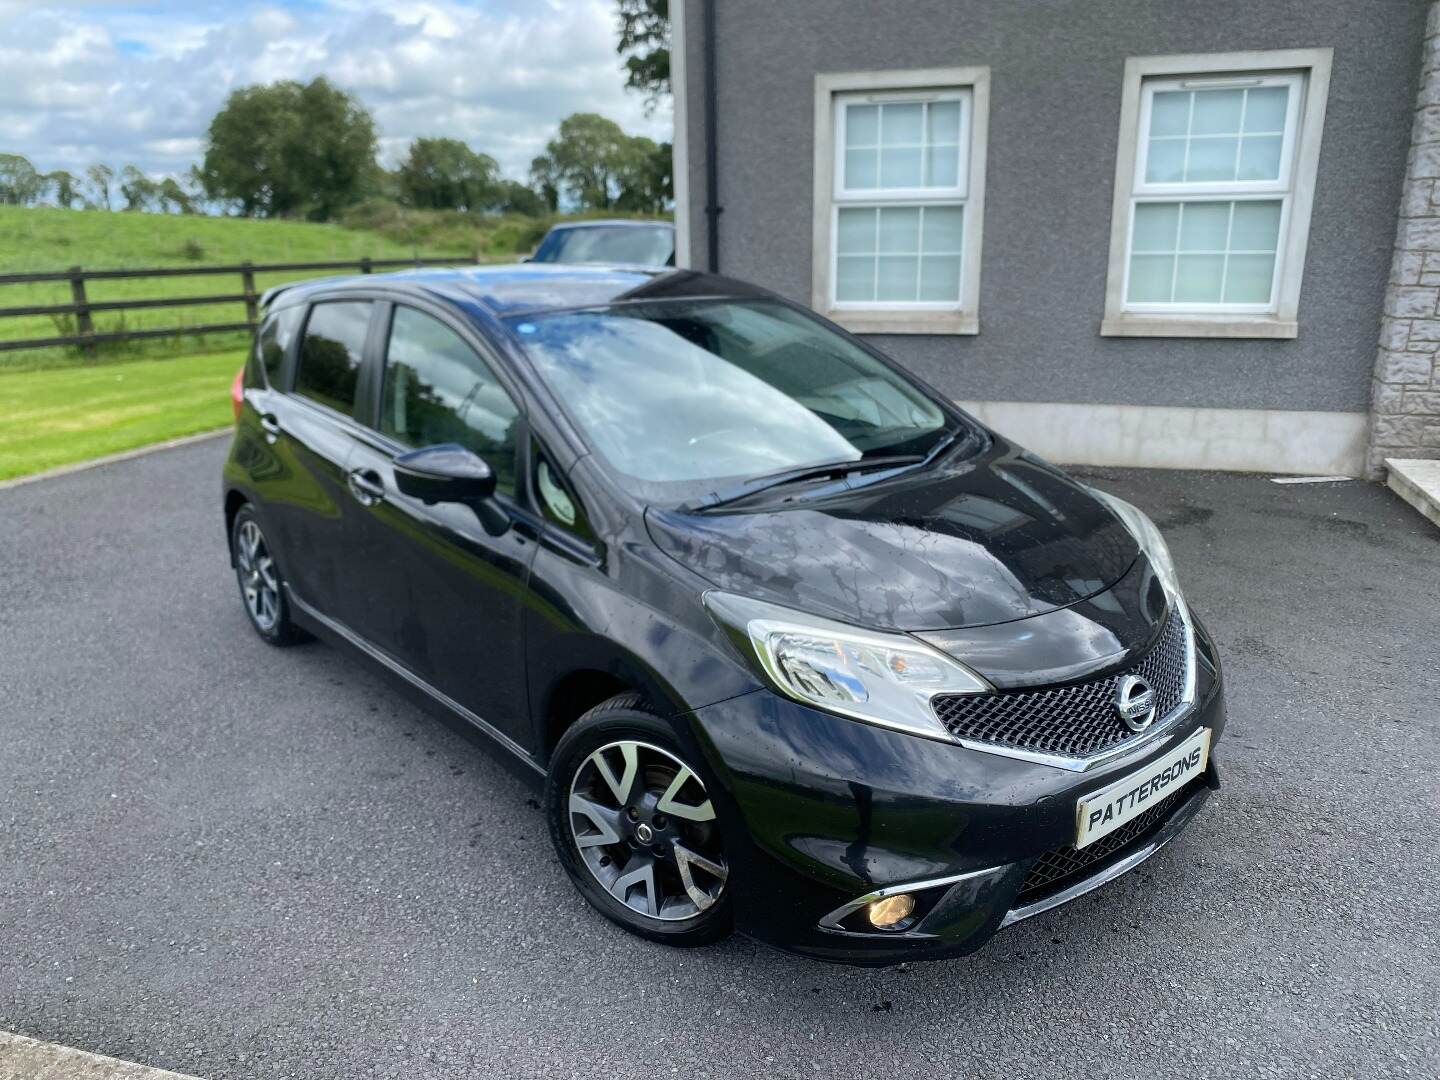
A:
[1385,458,1440,529]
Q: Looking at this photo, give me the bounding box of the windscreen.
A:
[538,226,674,266]
[508,299,952,493]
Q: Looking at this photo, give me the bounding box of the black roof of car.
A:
[263,263,769,317]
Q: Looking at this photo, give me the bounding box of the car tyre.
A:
[231,504,308,646]
[546,693,733,947]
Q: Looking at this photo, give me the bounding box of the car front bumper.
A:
[685,613,1226,965]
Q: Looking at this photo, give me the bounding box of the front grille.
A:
[1014,777,1201,907]
[931,609,1190,759]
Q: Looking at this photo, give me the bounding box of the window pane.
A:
[844,148,878,189]
[922,206,965,253]
[1150,91,1190,137]
[881,103,923,145]
[1179,201,1230,251]
[918,255,961,301]
[878,207,920,253]
[258,304,302,387]
[1243,86,1289,133]
[879,146,922,187]
[295,301,370,415]
[1230,200,1282,250]
[925,145,960,187]
[1237,135,1283,181]
[837,208,876,254]
[927,100,961,144]
[846,104,879,147]
[1185,136,1239,181]
[1128,255,1176,302]
[1174,254,1225,302]
[1191,89,1243,135]
[1133,202,1179,251]
[876,255,919,300]
[836,256,875,301]
[1145,139,1187,183]
[1223,254,1276,303]
[381,307,519,495]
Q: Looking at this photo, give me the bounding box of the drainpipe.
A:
[702,0,721,272]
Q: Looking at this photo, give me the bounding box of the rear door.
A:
[261,298,378,624]
[344,301,535,742]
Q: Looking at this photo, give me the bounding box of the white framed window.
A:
[813,67,989,335]
[1102,50,1332,339]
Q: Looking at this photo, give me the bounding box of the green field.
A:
[0,351,242,481]
[0,206,486,372]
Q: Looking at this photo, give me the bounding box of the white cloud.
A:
[0,0,671,182]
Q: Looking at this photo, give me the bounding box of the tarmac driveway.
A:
[1,437,1436,1079]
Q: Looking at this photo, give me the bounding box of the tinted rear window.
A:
[255,305,303,387]
[295,302,371,416]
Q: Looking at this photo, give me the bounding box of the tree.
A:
[200,76,378,220]
[0,154,44,206]
[119,165,157,211]
[615,137,671,212]
[396,137,500,211]
[529,154,562,212]
[493,179,546,217]
[157,177,195,214]
[530,113,650,210]
[46,170,81,209]
[85,164,114,210]
[616,0,669,110]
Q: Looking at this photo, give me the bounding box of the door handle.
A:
[347,468,386,507]
[259,413,281,443]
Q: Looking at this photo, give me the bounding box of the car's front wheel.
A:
[546,694,733,946]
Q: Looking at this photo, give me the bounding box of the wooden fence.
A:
[0,255,478,354]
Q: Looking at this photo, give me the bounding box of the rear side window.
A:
[254,305,303,388]
[295,301,372,416]
[380,306,521,497]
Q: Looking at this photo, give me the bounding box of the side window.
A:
[254,304,303,388]
[533,446,593,540]
[295,301,372,416]
[380,306,521,498]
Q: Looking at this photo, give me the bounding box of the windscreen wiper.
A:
[685,453,926,512]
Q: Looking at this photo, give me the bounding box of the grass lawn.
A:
[0,351,242,481]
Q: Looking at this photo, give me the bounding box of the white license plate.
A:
[1075,728,1211,849]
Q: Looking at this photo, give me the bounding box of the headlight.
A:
[703,591,990,741]
[1088,488,1184,604]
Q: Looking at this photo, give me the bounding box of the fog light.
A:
[866,893,915,930]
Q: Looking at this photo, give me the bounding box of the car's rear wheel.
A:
[546,694,733,946]
[231,505,307,646]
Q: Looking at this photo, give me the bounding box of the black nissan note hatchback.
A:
[223,263,1224,965]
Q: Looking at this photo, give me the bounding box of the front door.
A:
[344,302,534,743]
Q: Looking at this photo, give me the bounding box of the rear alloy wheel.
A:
[547,697,733,945]
[231,506,306,646]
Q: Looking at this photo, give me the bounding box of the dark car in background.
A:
[527,219,674,266]
[222,263,1224,965]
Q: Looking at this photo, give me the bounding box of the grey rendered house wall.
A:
[676,0,1426,474]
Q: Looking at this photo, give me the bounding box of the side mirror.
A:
[393,444,496,505]
[519,253,533,263]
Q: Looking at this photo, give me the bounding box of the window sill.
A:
[821,309,979,336]
[1100,315,1298,340]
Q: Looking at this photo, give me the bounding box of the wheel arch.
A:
[223,488,249,564]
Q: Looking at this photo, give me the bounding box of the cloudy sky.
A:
[0,0,671,183]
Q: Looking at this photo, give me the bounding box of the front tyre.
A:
[231,505,307,646]
[546,694,733,947]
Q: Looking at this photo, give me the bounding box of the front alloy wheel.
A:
[568,740,729,921]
